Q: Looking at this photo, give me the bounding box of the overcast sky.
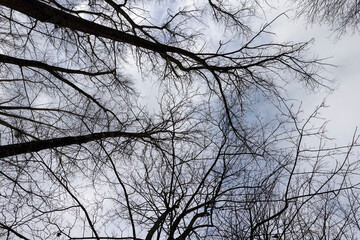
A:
[263,1,360,146]
[130,0,360,146]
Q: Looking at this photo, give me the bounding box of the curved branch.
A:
[0,54,114,76]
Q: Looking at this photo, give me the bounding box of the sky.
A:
[265,1,360,146]
[128,0,360,147]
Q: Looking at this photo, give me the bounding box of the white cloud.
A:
[265,2,360,145]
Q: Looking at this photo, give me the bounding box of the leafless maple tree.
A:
[0,1,360,239]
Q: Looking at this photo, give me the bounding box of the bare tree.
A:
[0,0,359,239]
[293,0,360,34]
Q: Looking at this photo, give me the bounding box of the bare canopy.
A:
[0,1,359,239]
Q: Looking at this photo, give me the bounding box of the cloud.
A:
[266,1,360,145]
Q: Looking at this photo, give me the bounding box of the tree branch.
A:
[0,130,158,158]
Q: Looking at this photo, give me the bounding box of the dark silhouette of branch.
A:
[0,130,159,158]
